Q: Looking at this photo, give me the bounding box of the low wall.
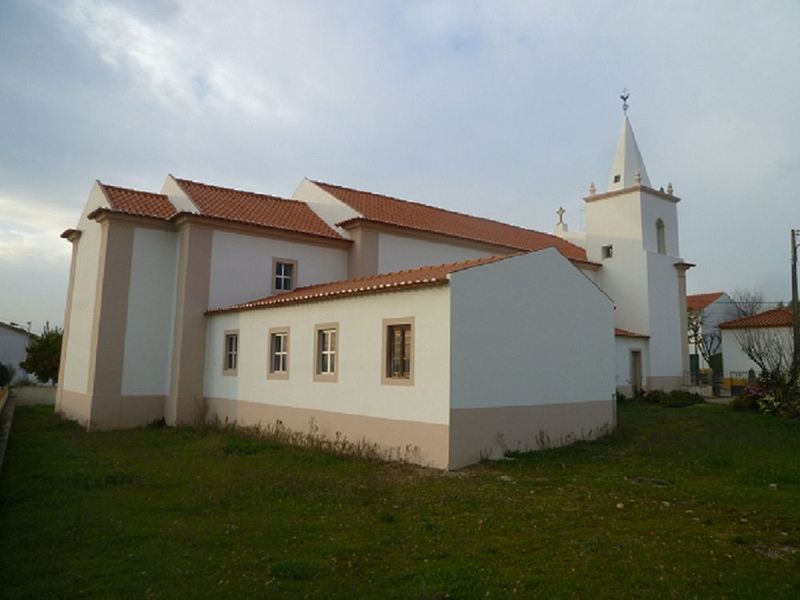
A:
[13,385,56,406]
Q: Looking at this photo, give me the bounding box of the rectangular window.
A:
[314,323,338,382]
[223,331,238,375]
[268,328,289,379]
[601,244,613,259]
[272,258,297,293]
[382,318,414,385]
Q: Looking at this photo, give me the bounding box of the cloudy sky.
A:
[1,0,799,333]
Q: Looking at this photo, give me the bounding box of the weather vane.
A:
[620,88,630,113]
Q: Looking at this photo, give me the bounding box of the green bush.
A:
[642,389,704,408]
[660,390,705,408]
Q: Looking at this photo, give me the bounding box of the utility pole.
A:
[792,229,799,385]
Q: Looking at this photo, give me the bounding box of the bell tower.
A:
[560,94,691,390]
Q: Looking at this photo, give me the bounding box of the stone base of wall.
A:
[448,399,616,470]
[205,396,450,469]
[57,389,165,430]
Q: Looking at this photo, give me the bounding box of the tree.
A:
[731,288,765,318]
[732,326,793,375]
[20,325,63,384]
[0,362,12,388]
[688,309,721,368]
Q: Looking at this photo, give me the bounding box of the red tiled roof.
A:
[314,181,589,261]
[719,308,794,330]
[614,327,649,339]
[208,254,517,314]
[687,292,724,312]
[175,178,342,240]
[100,183,177,219]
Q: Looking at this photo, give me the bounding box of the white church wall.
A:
[585,192,643,245]
[120,227,179,396]
[645,253,685,379]
[62,184,109,394]
[207,230,349,310]
[640,195,680,256]
[447,249,616,467]
[377,232,491,274]
[591,237,650,335]
[204,285,451,425]
[614,337,649,391]
[449,249,615,409]
[291,179,361,237]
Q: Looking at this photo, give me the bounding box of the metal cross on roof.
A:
[620,88,630,113]
[556,206,566,225]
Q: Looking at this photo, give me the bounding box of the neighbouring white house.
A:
[0,321,34,384]
[687,292,740,380]
[56,109,690,469]
[719,307,795,394]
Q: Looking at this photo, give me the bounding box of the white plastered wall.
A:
[207,230,349,310]
[377,232,492,273]
[291,179,360,238]
[120,227,179,395]
[721,327,793,376]
[645,253,684,378]
[204,285,451,424]
[62,183,109,394]
[0,327,31,382]
[614,337,649,389]
[449,249,615,409]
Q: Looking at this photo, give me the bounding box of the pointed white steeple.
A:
[607,115,650,191]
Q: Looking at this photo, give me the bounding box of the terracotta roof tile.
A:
[719,308,794,330]
[175,178,342,240]
[208,254,517,314]
[100,183,177,219]
[687,292,724,312]
[314,181,589,261]
[614,327,649,339]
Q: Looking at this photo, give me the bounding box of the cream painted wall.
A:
[377,232,491,273]
[207,230,349,310]
[120,228,179,396]
[62,184,109,394]
[204,286,451,424]
[449,249,615,409]
[614,337,649,389]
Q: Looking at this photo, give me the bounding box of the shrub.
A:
[615,390,627,403]
[0,362,11,388]
[642,389,704,408]
[660,390,705,408]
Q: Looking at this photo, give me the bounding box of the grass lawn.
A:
[1,403,799,598]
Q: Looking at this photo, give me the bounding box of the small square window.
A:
[613,174,621,183]
[272,258,297,293]
[223,331,238,375]
[602,245,613,259]
[268,328,289,379]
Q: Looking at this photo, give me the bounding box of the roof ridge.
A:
[98,181,168,197]
[313,180,570,244]
[175,177,293,203]
[290,253,515,291]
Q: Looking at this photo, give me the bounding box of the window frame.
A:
[382,317,414,386]
[656,219,666,255]
[267,327,290,380]
[272,258,298,293]
[313,322,339,382]
[223,330,239,376]
[601,244,613,259]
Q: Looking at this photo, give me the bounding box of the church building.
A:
[56,110,689,469]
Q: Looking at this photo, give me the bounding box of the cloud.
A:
[0,194,74,265]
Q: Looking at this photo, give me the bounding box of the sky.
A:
[1,0,799,334]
